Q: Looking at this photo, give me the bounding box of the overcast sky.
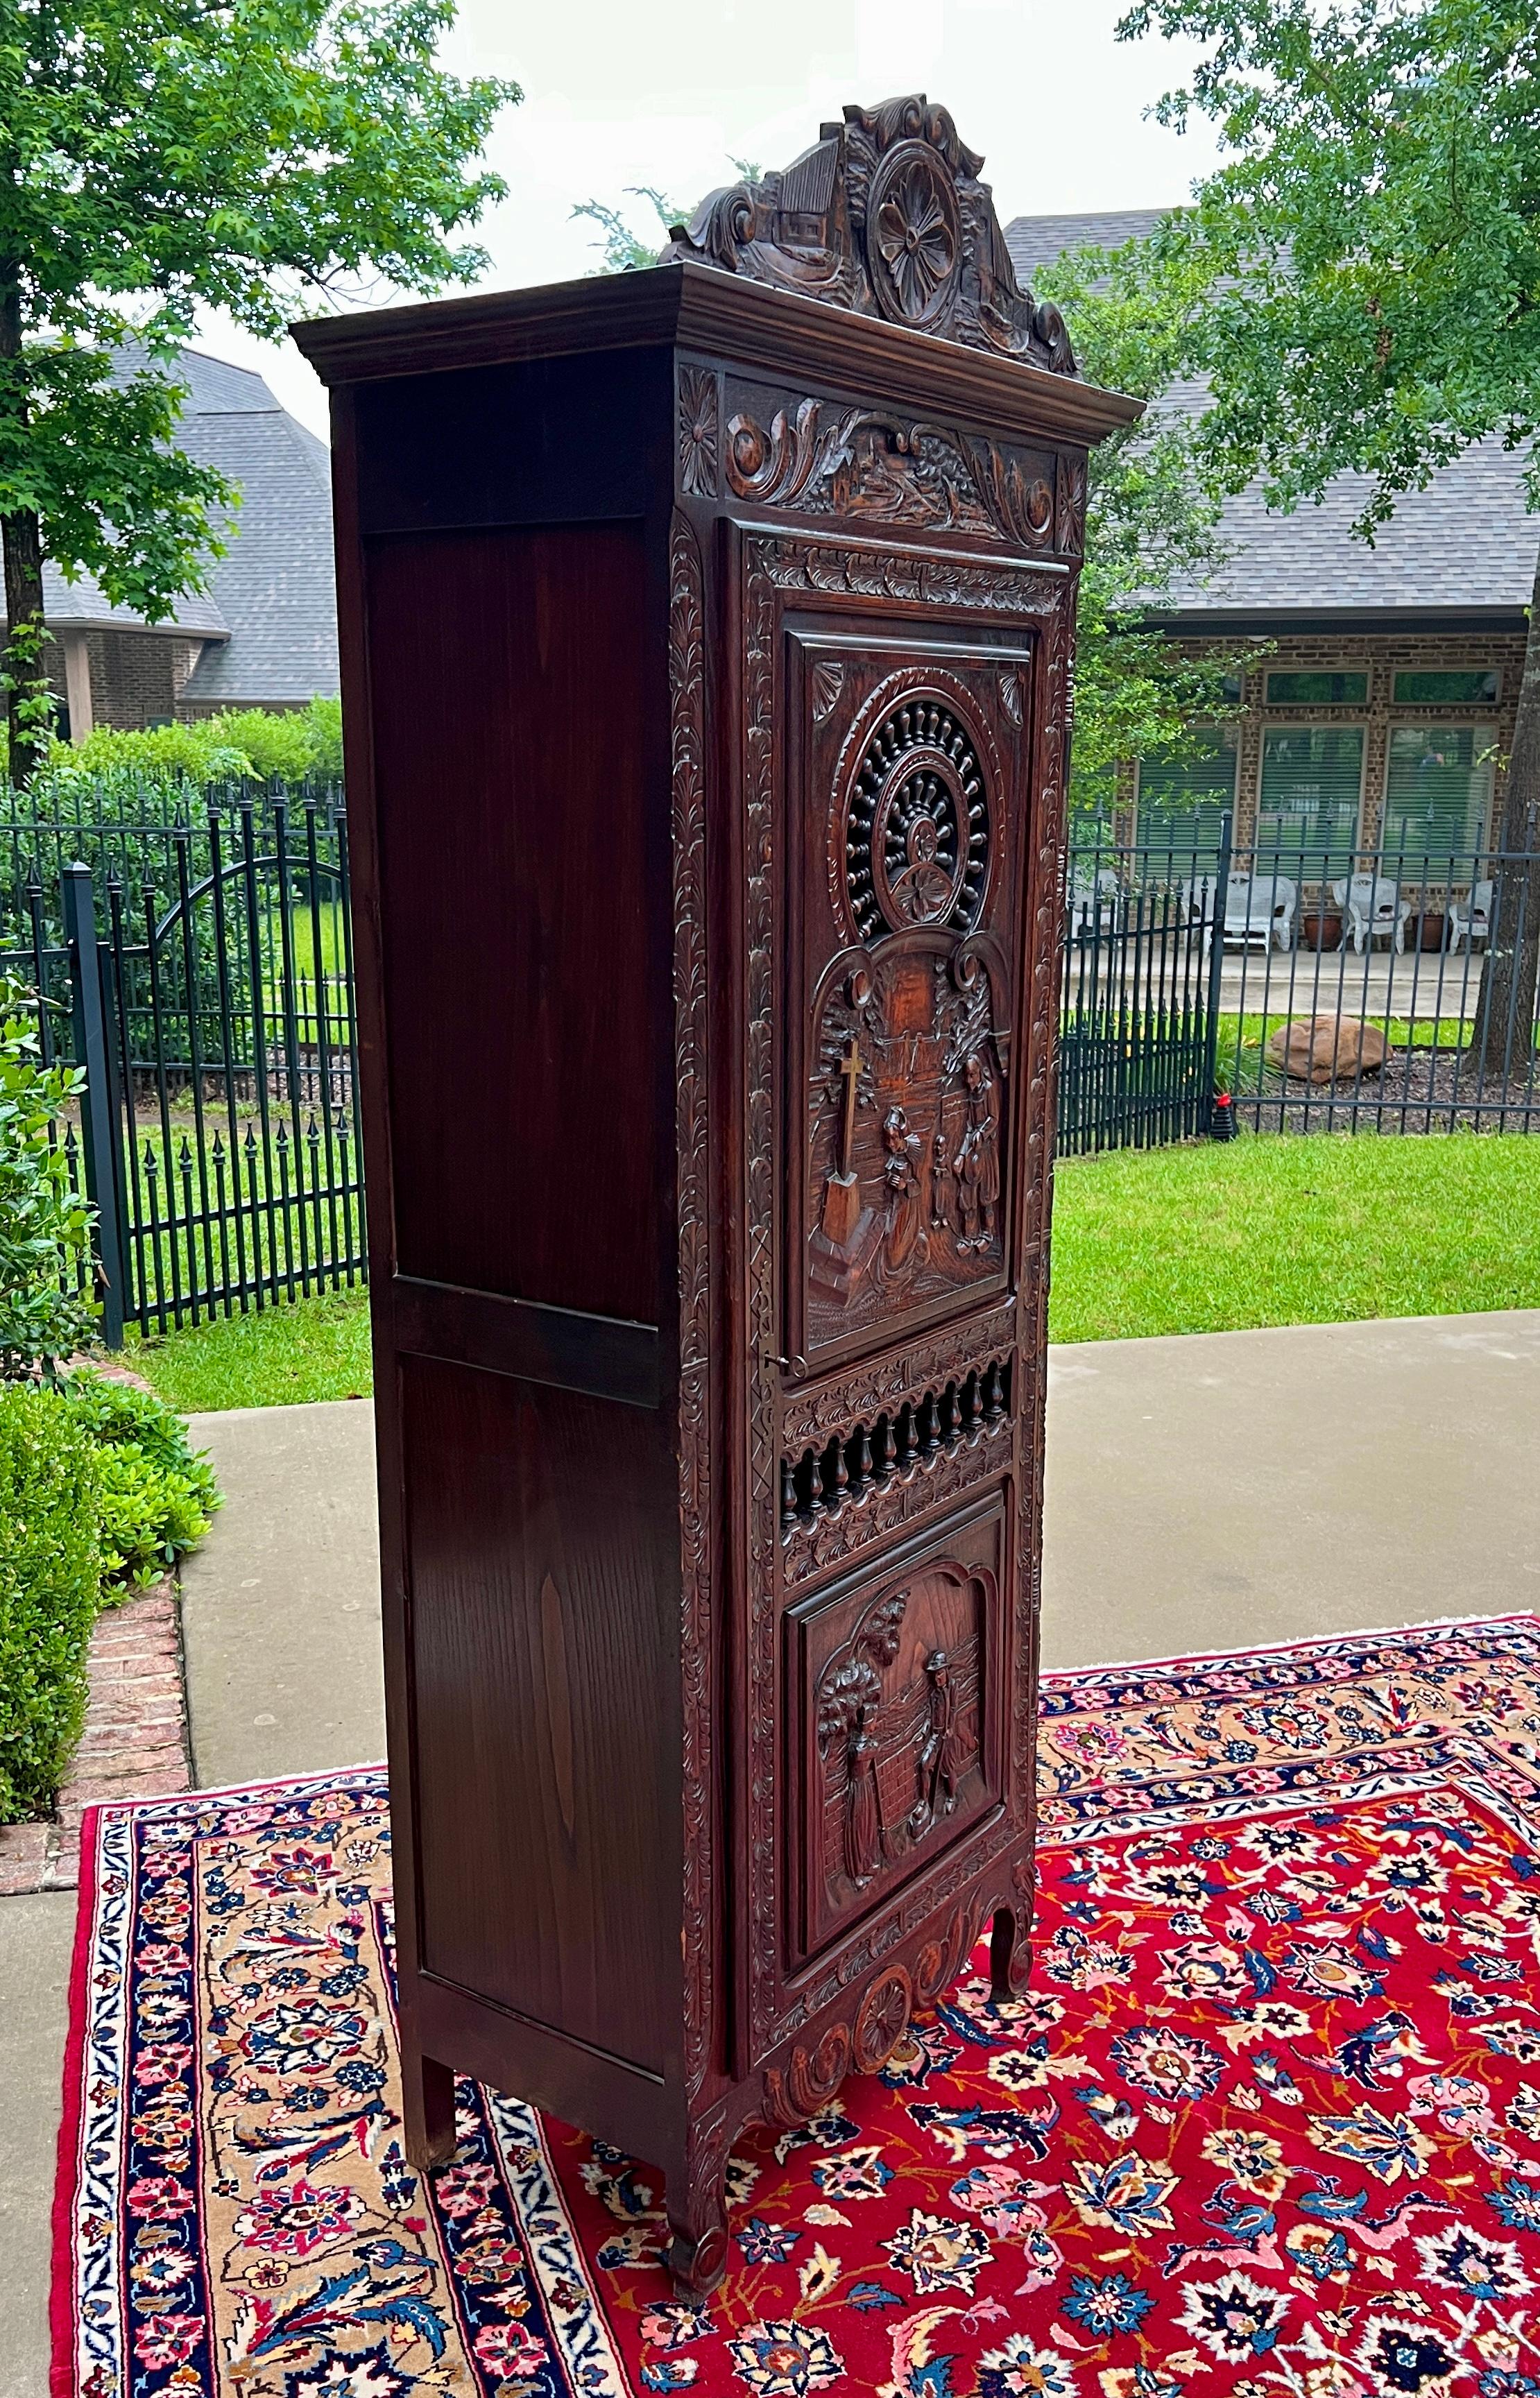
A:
[195,0,1223,438]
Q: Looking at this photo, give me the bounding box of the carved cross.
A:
[837,1038,863,1177]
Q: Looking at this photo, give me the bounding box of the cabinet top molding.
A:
[662,97,1070,373]
[292,105,1140,452]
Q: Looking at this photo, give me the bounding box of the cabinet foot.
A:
[667,2131,730,2296]
[990,1901,1031,2001]
[402,2048,457,2173]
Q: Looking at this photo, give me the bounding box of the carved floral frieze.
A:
[724,389,1061,551]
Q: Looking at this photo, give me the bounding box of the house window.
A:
[1134,729,1237,865]
[1380,726,1496,862]
[1391,669,1500,705]
[1264,669,1369,707]
[1258,726,1364,871]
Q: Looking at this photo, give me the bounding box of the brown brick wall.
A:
[1126,627,1526,850]
[82,631,203,731]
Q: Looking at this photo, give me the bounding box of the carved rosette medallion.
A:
[868,142,961,327]
[853,1964,913,2068]
[845,694,989,941]
[678,366,719,499]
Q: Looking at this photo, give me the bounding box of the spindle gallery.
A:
[296,97,1137,2295]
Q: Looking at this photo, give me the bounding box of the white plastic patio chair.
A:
[1332,873,1411,954]
[1068,868,1120,942]
[1447,880,1494,953]
[1222,872,1297,952]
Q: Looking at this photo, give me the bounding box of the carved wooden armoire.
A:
[296,97,1136,2294]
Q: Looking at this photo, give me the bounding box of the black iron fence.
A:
[1,792,363,1342]
[1059,823,1540,1143]
[5,801,1539,1346]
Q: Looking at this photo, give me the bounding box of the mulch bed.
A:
[1240,1045,1539,1133]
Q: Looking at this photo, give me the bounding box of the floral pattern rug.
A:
[53,1613,1540,2398]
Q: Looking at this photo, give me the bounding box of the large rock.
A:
[1267,1015,1389,1082]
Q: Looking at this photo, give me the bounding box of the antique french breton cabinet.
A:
[296,98,1137,2295]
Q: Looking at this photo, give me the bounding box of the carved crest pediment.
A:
[662,95,1076,375]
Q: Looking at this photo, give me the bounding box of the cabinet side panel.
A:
[403,1355,673,2075]
[365,520,658,1323]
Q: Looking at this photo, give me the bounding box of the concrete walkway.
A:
[181,1309,1540,1755]
[1043,1307,1540,1668]
[179,1399,383,1790]
[4,1309,1539,2394]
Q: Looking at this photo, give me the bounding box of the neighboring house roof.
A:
[172,350,338,703]
[34,345,338,702]
[1004,209,1536,633]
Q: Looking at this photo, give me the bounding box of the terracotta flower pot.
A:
[1299,910,1342,952]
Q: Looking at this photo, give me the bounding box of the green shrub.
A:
[0,1383,101,1822]
[62,1371,220,1591]
[7,696,345,819]
[0,992,97,1380]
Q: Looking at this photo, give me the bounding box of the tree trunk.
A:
[0,272,51,789]
[1473,536,1540,1084]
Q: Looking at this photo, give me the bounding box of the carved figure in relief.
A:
[809,945,1005,1331]
[845,1706,884,1886]
[930,1130,954,1232]
[918,1649,968,1823]
[880,1106,928,1275]
[953,1053,1000,1250]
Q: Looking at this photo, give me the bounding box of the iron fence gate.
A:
[1056,824,1228,1154]
[1060,825,1540,1143]
[2,795,364,1341]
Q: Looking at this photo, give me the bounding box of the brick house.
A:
[1007,210,1531,871]
[19,348,339,738]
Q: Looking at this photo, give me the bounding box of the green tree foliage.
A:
[0,0,520,783]
[1034,234,1247,822]
[1117,0,1540,1065]
[0,993,96,1380]
[0,1380,99,1819]
[572,189,684,274]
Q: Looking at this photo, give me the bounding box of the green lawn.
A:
[1050,1129,1540,1343]
[123,1129,1540,1409]
[127,1284,373,1411]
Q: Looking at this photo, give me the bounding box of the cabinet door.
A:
[787,631,1031,1377]
[736,527,1071,2072]
[786,1502,1006,1968]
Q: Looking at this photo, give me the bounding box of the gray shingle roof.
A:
[33,345,338,701]
[173,350,339,703]
[1004,210,1537,628]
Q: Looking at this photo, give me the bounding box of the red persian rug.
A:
[52,1615,1540,2398]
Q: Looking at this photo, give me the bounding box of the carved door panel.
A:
[785,628,1032,1373]
[786,1502,1004,1968]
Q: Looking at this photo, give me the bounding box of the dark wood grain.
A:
[366,520,659,1324]
[404,1356,675,2073]
[322,96,1132,2302]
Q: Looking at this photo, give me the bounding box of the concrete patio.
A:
[6,1306,1539,2392]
